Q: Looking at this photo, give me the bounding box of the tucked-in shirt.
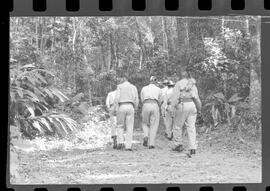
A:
[163,88,174,105]
[140,84,162,104]
[169,78,200,108]
[115,81,139,108]
[161,87,174,115]
[161,87,168,101]
[106,90,117,109]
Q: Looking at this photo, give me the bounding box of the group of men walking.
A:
[106,69,202,156]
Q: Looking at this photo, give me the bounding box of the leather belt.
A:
[119,102,134,106]
[143,99,158,104]
[179,98,193,103]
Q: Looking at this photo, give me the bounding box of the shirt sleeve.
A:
[158,88,163,104]
[105,93,110,109]
[192,85,202,111]
[114,86,121,106]
[134,86,139,108]
[170,82,181,108]
[140,87,145,103]
[192,86,199,99]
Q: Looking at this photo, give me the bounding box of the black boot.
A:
[143,137,148,147]
[165,133,173,141]
[149,146,155,149]
[112,136,117,149]
[168,133,173,141]
[190,149,196,155]
[172,144,184,152]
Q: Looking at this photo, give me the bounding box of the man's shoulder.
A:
[130,83,137,89]
[153,85,161,91]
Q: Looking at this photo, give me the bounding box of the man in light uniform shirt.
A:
[161,79,169,98]
[140,76,162,149]
[161,80,175,140]
[106,88,118,149]
[168,69,202,156]
[114,76,139,151]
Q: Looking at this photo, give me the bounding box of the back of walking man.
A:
[168,69,202,156]
[140,76,162,149]
[114,76,139,151]
[161,80,175,140]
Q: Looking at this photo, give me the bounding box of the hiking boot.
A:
[165,133,173,141]
[149,146,155,149]
[143,137,148,147]
[190,149,196,155]
[117,143,125,150]
[172,144,184,152]
[125,148,132,151]
[112,135,117,149]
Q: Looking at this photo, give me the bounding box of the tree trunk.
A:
[248,16,261,114]
[176,17,189,68]
[100,43,106,73]
[109,33,116,70]
[164,17,174,58]
[221,17,227,97]
[184,17,190,65]
[135,17,145,70]
[35,17,39,51]
[161,17,168,55]
[50,17,56,55]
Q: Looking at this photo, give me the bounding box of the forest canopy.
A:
[9,16,261,138]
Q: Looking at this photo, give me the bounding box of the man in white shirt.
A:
[140,76,162,149]
[106,89,118,149]
[161,80,175,140]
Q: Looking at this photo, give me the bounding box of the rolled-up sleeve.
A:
[192,86,202,111]
[106,93,110,109]
[114,86,120,106]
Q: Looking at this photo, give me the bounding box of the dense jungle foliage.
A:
[9,16,261,139]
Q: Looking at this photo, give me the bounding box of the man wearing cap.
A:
[168,69,202,156]
[106,88,118,149]
[161,80,175,140]
[114,76,139,151]
[161,79,169,98]
[140,76,162,149]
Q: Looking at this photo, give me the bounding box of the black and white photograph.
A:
[9,16,261,184]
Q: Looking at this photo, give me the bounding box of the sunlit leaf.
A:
[24,104,35,117]
[32,121,44,133]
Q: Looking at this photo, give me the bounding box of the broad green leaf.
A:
[16,88,23,98]
[213,92,225,100]
[21,64,35,70]
[39,117,53,132]
[50,88,69,102]
[24,89,40,102]
[34,72,48,84]
[24,104,35,117]
[32,121,44,133]
[55,118,69,134]
[228,93,242,103]
[43,88,54,98]
[62,117,77,131]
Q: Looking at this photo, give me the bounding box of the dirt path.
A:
[14,130,261,184]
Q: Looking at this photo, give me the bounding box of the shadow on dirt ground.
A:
[13,121,261,184]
